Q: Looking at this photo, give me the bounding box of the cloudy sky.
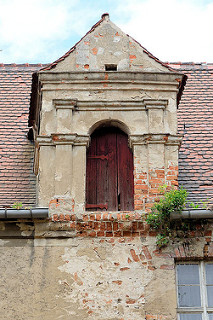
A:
[0,0,212,64]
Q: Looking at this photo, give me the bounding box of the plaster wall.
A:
[52,15,169,73]
[37,71,182,209]
[35,17,183,208]
[0,220,212,320]
[0,14,206,320]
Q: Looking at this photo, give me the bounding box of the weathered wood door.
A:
[86,127,134,211]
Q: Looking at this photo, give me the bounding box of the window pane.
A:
[206,264,213,285]
[178,286,201,307]
[179,314,202,320]
[177,264,200,285]
[208,314,213,320]
[207,286,213,307]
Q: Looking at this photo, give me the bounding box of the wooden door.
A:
[86,127,134,211]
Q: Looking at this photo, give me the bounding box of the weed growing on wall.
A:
[12,202,23,209]
[146,186,188,247]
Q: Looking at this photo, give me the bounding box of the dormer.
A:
[29,14,186,217]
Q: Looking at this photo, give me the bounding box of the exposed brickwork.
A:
[51,211,150,238]
[0,64,42,207]
[134,164,178,211]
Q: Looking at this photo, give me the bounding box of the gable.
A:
[42,13,175,73]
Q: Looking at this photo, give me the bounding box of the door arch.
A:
[86,127,134,211]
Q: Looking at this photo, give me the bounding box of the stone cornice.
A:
[37,134,90,146]
[39,71,183,84]
[54,99,168,111]
[129,134,183,148]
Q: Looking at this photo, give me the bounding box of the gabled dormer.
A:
[29,14,186,217]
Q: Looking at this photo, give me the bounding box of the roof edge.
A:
[41,14,107,71]
[40,14,179,73]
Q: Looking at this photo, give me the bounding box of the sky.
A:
[0,0,213,64]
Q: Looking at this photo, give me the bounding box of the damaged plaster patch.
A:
[0,239,9,246]
[113,36,121,43]
[118,59,129,70]
[58,239,152,319]
[114,51,122,56]
[97,47,104,55]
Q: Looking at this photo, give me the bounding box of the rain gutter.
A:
[171,209,213,220]
[0,208,48,219]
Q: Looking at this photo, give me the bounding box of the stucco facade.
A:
[0,14,213,320]
[35,13,183,214]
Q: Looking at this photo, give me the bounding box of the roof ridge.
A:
[40,14,177,73]
[0,63,45,67]
[167,62,213,65]
[41,15,106,71]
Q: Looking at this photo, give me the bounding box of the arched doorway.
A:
[86,127,134,211]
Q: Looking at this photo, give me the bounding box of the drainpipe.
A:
[171,209,213,220]
[0,208,48,219]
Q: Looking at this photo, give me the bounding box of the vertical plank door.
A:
[86,127,134,211]
[117,130,134,211]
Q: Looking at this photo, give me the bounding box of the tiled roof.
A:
[0,62,212,208]
[0,64,42,207]
[171,63,213,206]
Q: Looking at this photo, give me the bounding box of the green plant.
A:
[12,202,23,209]
[146,186,188,248]
[189,202,200,209]
[200,199,209,209]
[189,199,210,210]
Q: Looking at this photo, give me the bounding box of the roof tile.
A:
[0,64,42,207]
[172,63,213,206]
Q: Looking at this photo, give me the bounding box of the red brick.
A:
[83,214,89,221]
[106,232,113,237]
[100,222,106,231]
[95,213,102,221]
[102,213,109,221]
[97,231,105,237]
[88,231,96,237]
[142,246,152,260]
[160,265,174,270]
[126,298,136,304]
[112,280,122,285]
[114,231,122,237]
[113,222,118,231]
[148,266,156,271]
[53,214,58,222]
[70,222,76,229]
[130,249,140,262]
[123,231,132,237]
[93,222,100,230]
[90,214,95,221]
[64,214,71,222]
[106,222,112,231]
[120,267,130,271]
[59,214,64,221]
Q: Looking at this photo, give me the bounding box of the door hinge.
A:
[86,204,108,210]
[88,155,108,160]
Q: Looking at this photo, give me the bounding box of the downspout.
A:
[0,208,48,219]
[171,209,213,220]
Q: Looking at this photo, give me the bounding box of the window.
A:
[176,262,213,320]
[86,126,134,211]
[105,64,117,71]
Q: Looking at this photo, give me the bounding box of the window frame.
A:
[85,126,134,212]
[176,261,213,320]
